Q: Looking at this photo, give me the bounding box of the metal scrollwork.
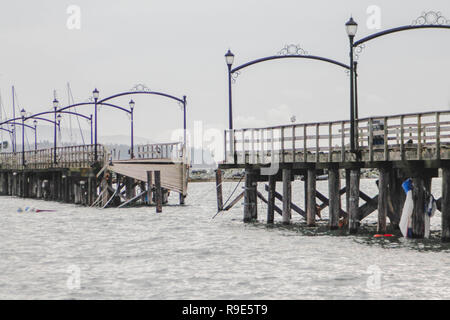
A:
[278,44,308,56]
[354,43,365,61]
[231,71,240,84]
[130,84,152,92]
[412,11,450,26]
[84,96,95,103]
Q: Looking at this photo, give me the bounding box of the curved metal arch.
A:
[8,121,36,130]
[354,25,450,47]
[27,116,59,126]
[231,55,350,73]
[58,101,131,114]
[0,127,13,134]
[98,91,185,105]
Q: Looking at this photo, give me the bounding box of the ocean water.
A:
[1,179,450,300]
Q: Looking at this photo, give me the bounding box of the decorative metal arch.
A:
[226,45,350,130]
[353,11,450,57]
[346,10,450,153]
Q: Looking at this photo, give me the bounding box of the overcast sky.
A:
[0,0,449,144]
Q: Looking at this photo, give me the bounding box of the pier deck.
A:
[217,110,450,241]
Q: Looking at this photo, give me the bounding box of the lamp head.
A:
[93,88,99,99]
[53,98,59,109]
[20,108,26,118]
[225,49,234,67]
[129,99,135,110]
[345,16,358,37]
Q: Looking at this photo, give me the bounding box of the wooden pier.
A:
[217,110,450,241]
[0,142,189,210]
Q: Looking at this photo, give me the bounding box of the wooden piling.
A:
[244,170,257,222]
[147,171,153,205]
[328,167,340,229]
[348,168,360,234]
[411,177,426,238]
[282,168,291,224]
[215,169,223,212]
[377,167,389,233]
[267,175,276,224]
[306,168,316,226]
[155,170,162,212]
[125,177,136,200]
[442,168,450,242]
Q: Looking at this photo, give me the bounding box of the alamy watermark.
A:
[66,5,81,30]
[66,264,81,290]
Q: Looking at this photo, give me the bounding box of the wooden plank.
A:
[264,184,306,218]
[223,191,244,211]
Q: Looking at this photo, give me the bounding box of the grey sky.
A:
[0,0,449,144]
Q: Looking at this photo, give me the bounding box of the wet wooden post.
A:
[36,174,42,199]
[179,193,185,205]
[87,174,95,206]
[411,176,426,238]
[442,167,450,242]
[147,171,153,205]
[215,169,223,212]
[125,177,136,200]
[267,174,276,224]
[345,169,351,214]
[377,167,389,233]
[244,169,257,222]
[306,168,316,226]
[348,168,360,234]
[328,166,340,229]
[282,168,291,224]
[100,172,110,207]
[387,168,405,229]
[155,170,162,212]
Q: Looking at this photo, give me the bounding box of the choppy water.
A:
[1,179,450,299]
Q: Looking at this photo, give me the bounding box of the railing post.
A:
[436,112,441,160]
[400,115,405,160]
[417,114,422,160]
[383,117,388,161]
[369,118,373,162]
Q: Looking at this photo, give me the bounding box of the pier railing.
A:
[0,144,106,170]
[136,142,185,161]
[224,110,450,164]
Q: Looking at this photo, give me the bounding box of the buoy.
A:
[374,234,394,238]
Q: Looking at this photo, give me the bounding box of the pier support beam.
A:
[306,168,316,226]
[328,167,340,229]
[146,171,153,205]
[377,167,389,233]
[442,168,450,242]
[244,169,258,222]
[215,169,223,212]
[282,168,291,224]
[155,170,162,213]
[348,168,360,234]
[125,177,136,200]
[411,177,426,238]
[267,175,276,224]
